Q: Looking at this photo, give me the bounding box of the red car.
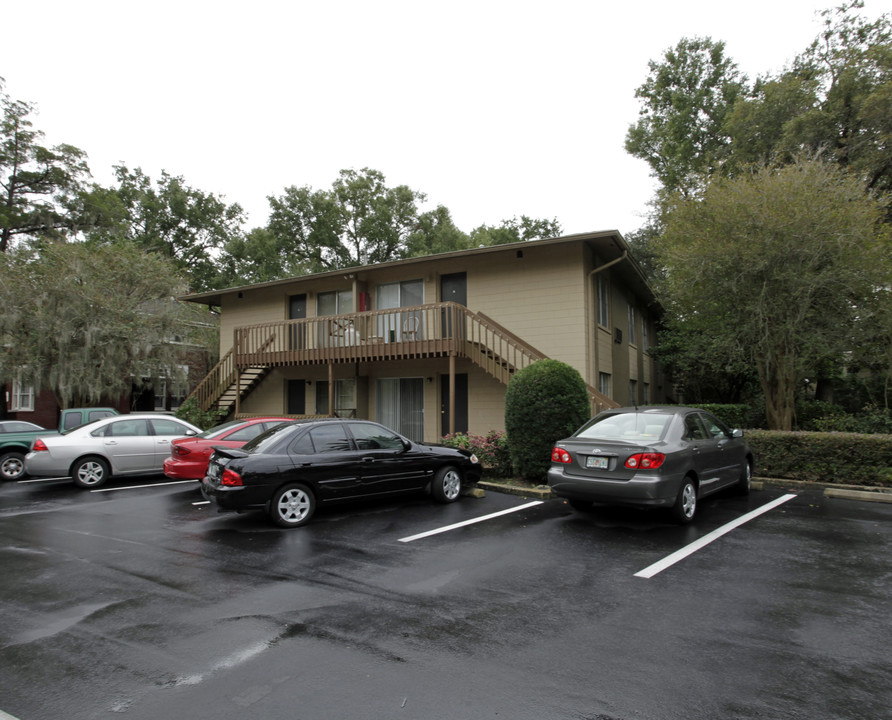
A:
[163,417,294,480]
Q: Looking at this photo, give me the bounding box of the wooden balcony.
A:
[188,302,617,416]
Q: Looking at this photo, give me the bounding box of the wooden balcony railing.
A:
[189,302,617,414]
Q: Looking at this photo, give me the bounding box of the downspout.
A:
[588,251,628,412]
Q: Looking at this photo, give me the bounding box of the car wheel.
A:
[71,457,110,489]
[671,478,697,524]
[0,452,26,481]
[736,460,752,496]
[270,483,315,528]
[431,466,462,503]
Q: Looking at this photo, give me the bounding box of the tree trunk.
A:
[757,353,796,431]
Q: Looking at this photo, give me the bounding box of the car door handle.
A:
[361,456,375,463]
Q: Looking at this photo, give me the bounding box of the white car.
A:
[25,414,201,489]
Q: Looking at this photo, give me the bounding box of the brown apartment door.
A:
[289,294,307,349]
[441,272,466,340]
[441,373,468,437]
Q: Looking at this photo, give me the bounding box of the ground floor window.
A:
[599,372,611,398]
[316,378,356,417]
[375,378,423,442]
[153,365,190,411]
[10,379,34,411]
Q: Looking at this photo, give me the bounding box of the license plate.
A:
[585,456,609,469]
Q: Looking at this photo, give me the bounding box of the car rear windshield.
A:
[575,412,673,441]
[198,419,247,439]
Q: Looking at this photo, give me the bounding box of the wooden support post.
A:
[449,353,456,435]
[328,363,334,417]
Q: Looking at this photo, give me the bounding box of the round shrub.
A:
[505,359,590,480]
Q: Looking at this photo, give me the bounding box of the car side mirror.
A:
[731,428,743,438]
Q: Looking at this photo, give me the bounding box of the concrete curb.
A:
[477,481,553,499]
[753,476,892,503]
[476,477,892,504]
[824,488,892,503]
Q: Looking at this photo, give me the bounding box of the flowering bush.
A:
[441,430,514,478]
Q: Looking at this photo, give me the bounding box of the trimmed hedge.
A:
[505,359,590,480]
[747,430,892,487]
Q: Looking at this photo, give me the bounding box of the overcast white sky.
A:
[1,1,885,238]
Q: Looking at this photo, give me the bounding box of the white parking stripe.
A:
[18,476,69,483]
[634,493,798,579]
[89,480,198,493]
[399,501,544,543]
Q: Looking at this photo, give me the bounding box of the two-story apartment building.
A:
[181,230,667,443]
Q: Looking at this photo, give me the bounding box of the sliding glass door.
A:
[376,378,424,441]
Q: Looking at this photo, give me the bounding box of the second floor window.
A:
[628,302,637,346]
[317,289,353,316]
[597,276,609,327]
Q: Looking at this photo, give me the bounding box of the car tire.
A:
[0,451,26,481]
[431,466,462,503]
[670,477,697,524]
[270,483,315,528]
[736,460,752,496]
[71,457,110,489]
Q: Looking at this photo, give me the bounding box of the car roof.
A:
[605,406,702,415]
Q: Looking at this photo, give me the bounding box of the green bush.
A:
[505,359,590,481]
[441,431,513,478]
[748,429,892,487]
[175,399,226,430]
[808,404,892,434]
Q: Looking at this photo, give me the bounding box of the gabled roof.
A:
[181,230,660,311]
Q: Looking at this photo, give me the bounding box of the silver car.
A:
[548,406,753,523]
[25,414,201,489]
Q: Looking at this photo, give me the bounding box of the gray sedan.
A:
[24,414,200,489]
[548,406,753,523]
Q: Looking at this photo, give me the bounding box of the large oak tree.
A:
[658,158,890,430]
[0,241,192,408]
[0,78,91,253]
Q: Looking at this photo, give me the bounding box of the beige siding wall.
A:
[212,236,666,436]
[236,359,510,442]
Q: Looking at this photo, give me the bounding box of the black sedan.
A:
[201,418,482,528]
[548,406,753,523]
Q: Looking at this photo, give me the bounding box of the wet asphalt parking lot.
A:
[1,474,890,720]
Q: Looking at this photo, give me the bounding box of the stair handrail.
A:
[183,349,236,411]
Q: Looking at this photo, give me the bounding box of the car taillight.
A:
[220,468,243,487]
[552,447,572,464]
[32,439,49,452]
[173,445,191,457]
[625,452,665,470]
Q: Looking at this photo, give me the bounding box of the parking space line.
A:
[18,476,69,483]
[634,493,797,579]
[89,480,198,493]
[398,500,544,543]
